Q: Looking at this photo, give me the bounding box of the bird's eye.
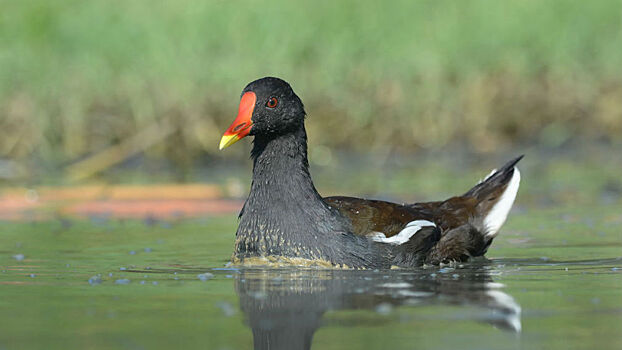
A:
[266,97,278,108]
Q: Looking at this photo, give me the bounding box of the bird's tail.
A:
[407,155,524,264]
[464,155,523,238]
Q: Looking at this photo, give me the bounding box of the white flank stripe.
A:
[484,167,521,238]
[372,220,436,245]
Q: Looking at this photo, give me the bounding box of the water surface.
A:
[1,204,621,350]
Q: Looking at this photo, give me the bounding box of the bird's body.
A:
[221,77,522,268]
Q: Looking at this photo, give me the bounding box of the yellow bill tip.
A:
[219,134,241,150]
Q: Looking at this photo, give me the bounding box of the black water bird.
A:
[220,77,522,268]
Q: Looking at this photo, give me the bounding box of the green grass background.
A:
[1,0,622,180]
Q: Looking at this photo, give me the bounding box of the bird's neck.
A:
[248,125,324,210]
[235,124,349,259]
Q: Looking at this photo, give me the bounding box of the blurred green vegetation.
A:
[1,0,622,180]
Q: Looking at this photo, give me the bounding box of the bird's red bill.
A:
[219,91,256,150]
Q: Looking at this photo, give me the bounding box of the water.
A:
[1,205,621,350]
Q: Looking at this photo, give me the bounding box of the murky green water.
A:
[1,203,621,350]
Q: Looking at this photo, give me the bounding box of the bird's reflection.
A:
[234,262,521,350]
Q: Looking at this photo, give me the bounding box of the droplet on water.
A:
[197,273,214,281]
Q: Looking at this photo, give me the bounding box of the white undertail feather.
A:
[486,290,522,333]
[483,167,521,238]
[372,220,436,245]
[479,168,497,184]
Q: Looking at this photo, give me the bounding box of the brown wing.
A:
[325,156,522,264]
[324,196,426,237]
[324,195,479,237]
[408,196,479,231]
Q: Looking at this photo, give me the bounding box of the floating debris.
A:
[29,274,36,278]
[250,291,267,300]
[216,301,236,317]
[119,267,127,271]
[212,267,241,273]
[397,290,433,298]
[129,250,136,255]
[12,254,25,261]
[115,279,131,285]
[88,275,102,285]
[144,247,153,253]
[144,216,157,227]
[375,303,393,315]
[380,282,413,288]
[197,273,214,281]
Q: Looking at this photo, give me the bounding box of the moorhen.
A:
[219,77,522,268]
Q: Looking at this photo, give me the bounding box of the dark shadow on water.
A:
[234,261,521,350]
